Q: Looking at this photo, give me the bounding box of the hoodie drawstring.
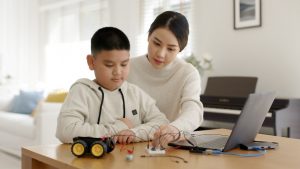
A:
[97,87,104,124]
[118,88,126,118]
[97,87,126,124]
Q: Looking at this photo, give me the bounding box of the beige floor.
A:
[0,151,20,169]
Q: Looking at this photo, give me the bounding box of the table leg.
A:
[22,154,58,169]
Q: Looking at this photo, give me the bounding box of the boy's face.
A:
[87,50,130,91]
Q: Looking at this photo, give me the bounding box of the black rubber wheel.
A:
[106,138,115,153]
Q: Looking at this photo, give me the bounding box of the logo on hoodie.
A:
[132,109,137,115]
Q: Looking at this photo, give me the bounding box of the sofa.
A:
[0,87,63,157]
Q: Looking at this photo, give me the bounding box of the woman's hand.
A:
[115,129,136,144]
[152,125,180,148]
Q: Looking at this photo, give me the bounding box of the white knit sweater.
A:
[128,55,204,131]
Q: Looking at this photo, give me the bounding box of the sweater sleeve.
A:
[56,84,128,143]
[130,90,169,141]
[170,69,204,131]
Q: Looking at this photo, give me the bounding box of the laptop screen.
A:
[169,92,276,152]
[223,91,276,151]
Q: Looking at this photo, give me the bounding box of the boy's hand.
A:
[152,125,180,148]
[115,129,136,144]
[119,118,134,129]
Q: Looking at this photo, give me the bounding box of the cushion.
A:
[30,100,43,117]
[45,90,68,103]
[9,90,44,114]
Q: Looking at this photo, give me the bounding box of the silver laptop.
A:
[169,92,276,152]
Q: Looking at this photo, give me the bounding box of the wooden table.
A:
[22,129,300,169]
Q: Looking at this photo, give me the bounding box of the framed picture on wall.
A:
[234,0,261,30]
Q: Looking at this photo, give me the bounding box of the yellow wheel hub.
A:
[72,143,85,156]
[91,144,104,157]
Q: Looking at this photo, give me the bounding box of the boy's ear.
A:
[86,54,95,70]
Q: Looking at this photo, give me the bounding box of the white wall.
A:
[0,0,39,86]
[109,0,141,57]
[192,0,300,98]
[2,0,300,97]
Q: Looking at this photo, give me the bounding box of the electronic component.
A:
[126,154,134,161]
[145,147,166,155]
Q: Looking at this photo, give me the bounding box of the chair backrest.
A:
[204,76,258,97]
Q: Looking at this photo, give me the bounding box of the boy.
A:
[56,27,169,144]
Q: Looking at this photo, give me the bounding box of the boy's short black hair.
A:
[91,27,130,56]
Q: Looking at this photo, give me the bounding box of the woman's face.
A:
[147,28,180,69]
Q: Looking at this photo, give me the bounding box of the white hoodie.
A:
[56,78,169,143]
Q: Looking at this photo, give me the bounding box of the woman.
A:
[128,11,203,147]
